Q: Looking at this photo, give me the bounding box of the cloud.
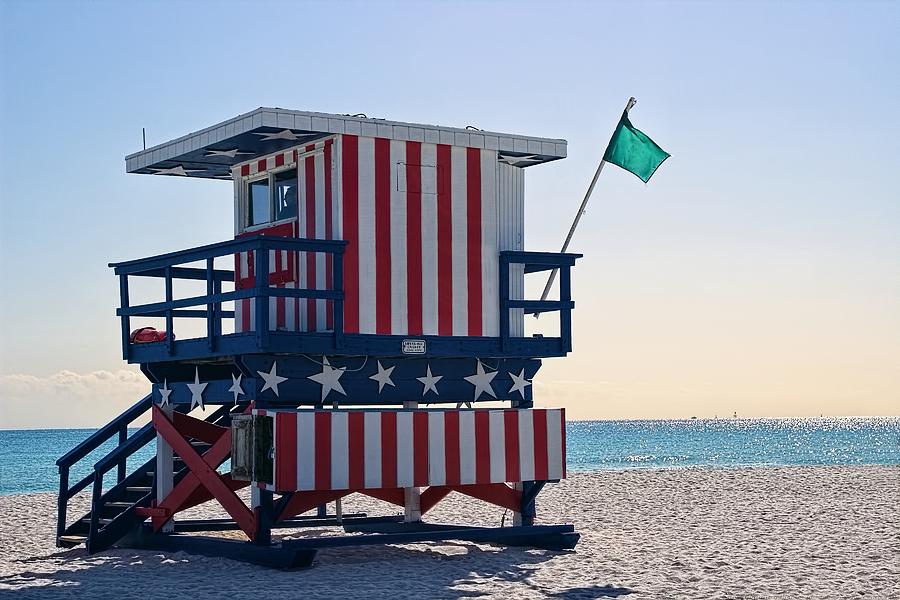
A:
[0,369,150,429]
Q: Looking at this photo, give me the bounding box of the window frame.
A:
[241,164,299,232]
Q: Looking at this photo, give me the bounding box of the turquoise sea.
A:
[0,417,897,495]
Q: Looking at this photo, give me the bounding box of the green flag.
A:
[603,111,670,183]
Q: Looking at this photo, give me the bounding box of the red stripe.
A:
[324,140,334,330]
[406,142,423,335]
[436,144,452,335]
[466,148,483,336]
[560,408,567,478]
[532,409,549,481]
[348,411,365,489]
[305,154,317,329]
[413,411,429,486]
[314,412,331,490]
[240,164,249,177]
[380,412,397,489]
[276,412,297,491]
[504,411,520,482]
[444,411,460,486]
[374,137,392,334]
[341,136,359,333]
[257,159,267,173]
[275,153,284,167]
[474,410,491,484]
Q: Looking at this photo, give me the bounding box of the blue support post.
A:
[499,254,510,352]
[333,251,344,350]
[254,246,269,349]
[165,266,174,356]
[206,258,215,352]
[56,466,69,543]
[559,266,572,354]
[119,275,130,360]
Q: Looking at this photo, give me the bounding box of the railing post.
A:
[88,471,103,553]
[254,241,269,349]
[56,466,69,543]
[119,275,130,360]
[117,425,127,483]
[333,250,344,350]
[206,257,215,352]
[164,266,174,356]
[499,254,510,352]
[560,264,573,354]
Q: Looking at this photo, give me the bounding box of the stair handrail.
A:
[56,393,153,542]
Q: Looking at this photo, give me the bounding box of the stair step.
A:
[81,518,114,525]
[58,535,87,546]
[105,501,134,508]
[126,486,151,493]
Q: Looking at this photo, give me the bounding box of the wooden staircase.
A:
[56,397,233,553]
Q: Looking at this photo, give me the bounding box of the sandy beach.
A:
[1,466,897,599]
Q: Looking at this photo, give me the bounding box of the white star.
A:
[307,357,346,401]
[253,129,301,141]
[369,360,396,393]
[150,165,205,176]
[228,373,245,405]
[416,365,443,397]
[158,379,173,407]
[508,368,532,399]
[186,368,208,411]
[258,361,289,397]
[464,360,498,401]
[499,153,539,166]
[205,148,252,158]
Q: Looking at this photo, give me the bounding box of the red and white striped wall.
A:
[233,134,512,338]
[339,136,500,338]
[234,139,338,333]
[256,408,566,493]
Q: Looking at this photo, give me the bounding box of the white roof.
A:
[125,107,567,179]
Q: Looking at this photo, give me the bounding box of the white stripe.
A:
[427,411,446,485]
[546,409,563,480]
[396,411,414,488]
[390,140,408,335]
[297,412,316,491]
[315,152,327,330]
[458,410,476,485]
[488,410,506,483]
[480,150,499,337]
[357,137,377,333]
[331,411,349,489]
[420,144,439,335]
[249,298,256,331]
[235,299,244,333]
[518,409,535,481]
[363,411,382,488]
[450,146,468,335]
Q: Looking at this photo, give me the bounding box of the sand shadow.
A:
[0,540,598,599]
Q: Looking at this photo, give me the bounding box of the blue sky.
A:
[1,1,898,426]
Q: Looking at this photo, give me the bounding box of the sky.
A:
[1,0,898,428]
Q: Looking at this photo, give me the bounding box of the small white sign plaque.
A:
[401,339,427,354]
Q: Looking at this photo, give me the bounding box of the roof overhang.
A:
[125,107,567,180]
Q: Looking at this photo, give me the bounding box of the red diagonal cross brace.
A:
[152,405,256,539]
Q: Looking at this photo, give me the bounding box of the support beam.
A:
[156,404,175,533]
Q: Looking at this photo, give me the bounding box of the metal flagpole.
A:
[536,97,637,310]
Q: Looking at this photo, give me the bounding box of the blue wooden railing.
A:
[56,393,154,543]
[499,251,582,354]
[110,235,347,361]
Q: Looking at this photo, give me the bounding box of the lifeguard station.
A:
[55,108,582,568]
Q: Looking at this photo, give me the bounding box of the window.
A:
[248,179,270,226]
[274,169,298,221]
[245,166,298,227]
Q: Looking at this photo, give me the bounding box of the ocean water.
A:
[0,417,897,495]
